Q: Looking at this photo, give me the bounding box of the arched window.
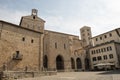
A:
[43,55,48,69]
[85,58,90,70]
[76,58,82,69]
[71,58,75,69]
[56,55,64,70]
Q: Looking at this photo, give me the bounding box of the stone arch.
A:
[43,55,48,69]
[85,58,90,70]
[56,55,64,70]
[76,58,82,69]
[71,58,75,69]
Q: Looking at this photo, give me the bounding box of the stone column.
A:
[74,58,77,71]
[39,34,44,71]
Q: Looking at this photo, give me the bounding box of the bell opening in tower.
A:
[32,9,38,16]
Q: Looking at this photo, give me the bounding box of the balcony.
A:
[12,51,23,60]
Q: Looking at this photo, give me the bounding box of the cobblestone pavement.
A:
[17,70,120,80]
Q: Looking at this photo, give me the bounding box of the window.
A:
[13,51,23,60]
[82,34,85,36]
[22,37,25,41]
[64,44,66,49]
[97,56,102,61]
[107,47,109,51]
[104,35,107,38]
[55,43,57,49]
[103,55,107,60]
[109,46,112,51]
[82,30,84,32]
[109,33,112,37]
[101,48,103,52]
[31,39,34,43]
[109,54,113,59]
[100,37,102,40]
[96,50,98,53]
[33,16,35,19]
[96,38,98,41]
[91,50,94,54]
[103,48,106,52]
[16,51,20,57]
[92,57,97,61]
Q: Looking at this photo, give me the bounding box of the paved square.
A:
[18,70,120,80]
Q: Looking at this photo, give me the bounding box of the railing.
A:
[12,53,23,60]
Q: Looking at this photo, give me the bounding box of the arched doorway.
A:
[43,55,48,69]
[56,55,64,70]
[85,58,90,70]
[71,58,75,69]
[76,58,82,69]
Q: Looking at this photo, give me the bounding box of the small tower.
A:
[19,9,45,33]
[31,9,38,16]
[80,26,92,47]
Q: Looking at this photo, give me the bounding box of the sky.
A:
[0,0,120,37]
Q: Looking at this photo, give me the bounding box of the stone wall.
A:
[0,21,42,71]
[43,30,84,71]
[89,42,119,70]
[0,71,57,80]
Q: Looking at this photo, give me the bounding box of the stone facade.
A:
[0,21,42,71]
[0,9,87,72]
[0,9,120,72]
[80,26,92,47]
[90,28,120,70]
[43,30,86,71]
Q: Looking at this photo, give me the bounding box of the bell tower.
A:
[19,9,45,33]
[80,26,92,47]
[31,9,38,16]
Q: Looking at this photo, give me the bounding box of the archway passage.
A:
[76,58,82,69]
[43,55,48,69]
[85,58,90,70]
[56,55,64,70]
[71,58,75,69]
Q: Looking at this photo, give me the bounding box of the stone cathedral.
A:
[2,9,120,73]
[0,9,91,72]
[1,9,120,80]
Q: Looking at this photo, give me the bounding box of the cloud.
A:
[0,6,29,25]
[44,15,81,35]
[0,0,120,37]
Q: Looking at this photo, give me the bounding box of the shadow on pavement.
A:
[97,70,120,75]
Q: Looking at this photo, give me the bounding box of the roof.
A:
[0,20,43,34]
[92,28,120,38]
[19,15,45,26]
[80,26,91,29]
[45,30,79,38]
